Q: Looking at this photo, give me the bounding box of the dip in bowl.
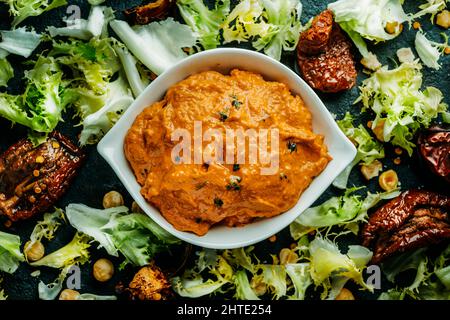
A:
[98,48,356,249]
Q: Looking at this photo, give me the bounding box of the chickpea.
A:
[372,120,385,142]
[279,248,298,265]
[59,289,80,300]
[251,277,266,296]
[102,191,124,209]
[335,288,355,300]
[436,10,450,29]
[93,258,114,282]
[379,170,399,191]
[360,160,382,180]
[131,201,144,214]
[24,240,45,262]
[385,21,403,35]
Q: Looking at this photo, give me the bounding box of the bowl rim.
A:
[98,47,357,249]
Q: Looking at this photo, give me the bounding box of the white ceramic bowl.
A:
[97,48,356,249]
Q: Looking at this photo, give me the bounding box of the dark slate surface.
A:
[0,0,448,300]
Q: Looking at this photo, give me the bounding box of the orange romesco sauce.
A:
[124,70,331,236]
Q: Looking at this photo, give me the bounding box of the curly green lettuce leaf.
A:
[329,0,409,57]
[333,112,385,189]
[0,231,24,274]
[223,0,304,60]
[255,264,287,299]
[30,233,90,269]
[26,208,64,262]
[114,44,150,98]
[65,203,180,266]
[172,273,228,298]
[285,263,312,300]
[77,293,117,300]
[0,57,13,87]
[110,18,197,76]
[0,277,6,300]
[75,75,134,145]
[356,59,447,155]
[177,0,230,50]
[1,0,67,27]
[0,55,64,134]
[0,27,41,58]
[413,0,448,21]
[47,6,115,40]
[290,189,400,239]
[234,270,260,300]
[38,264,70,300]
[415,31,449,70]
[52,37,120,95]
[308,237,373,299]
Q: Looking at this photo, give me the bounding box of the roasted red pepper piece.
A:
[0,131,84,221]
[361,190,450,264]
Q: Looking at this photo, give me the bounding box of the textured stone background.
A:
[0,0,448,300]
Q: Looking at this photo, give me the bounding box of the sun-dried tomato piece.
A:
[0,132,84,221]
[361,190,450,264]
[296,10,357,93]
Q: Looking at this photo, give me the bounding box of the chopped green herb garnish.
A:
[195,181,208,190]
[218,111,228,121]
[214,197,224,207]
[287,140,297,153]
[233,164,240,172]
[226,182,241,191]
[226,176,242,191]
[230,94,242,109]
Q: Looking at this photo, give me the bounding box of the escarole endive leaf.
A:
[356,59,447,155]
[328,0,410,57]
[0,0,68,27]
[0,231,25,274]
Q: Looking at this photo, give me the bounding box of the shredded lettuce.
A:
[413,0,448,21]
[356,59,447,155]
[110,18,197,76]
[47,6,115,40]
[285,263,311,300]
[290,189,400,239]
[0,57,13,87]
[415,31,449,70]
[0,231,24,274]
[0,55,64,134]
[65,203,180,267]
[328,0,409,57]
[0,0,67,27]
[177,0,230,50]
[0,27,41,58]
[222,0,304,61]
[38,265,70,300]
[333,113,385,189]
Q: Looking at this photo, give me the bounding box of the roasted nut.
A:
[93,258,114,282]
[372,120,385,142]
